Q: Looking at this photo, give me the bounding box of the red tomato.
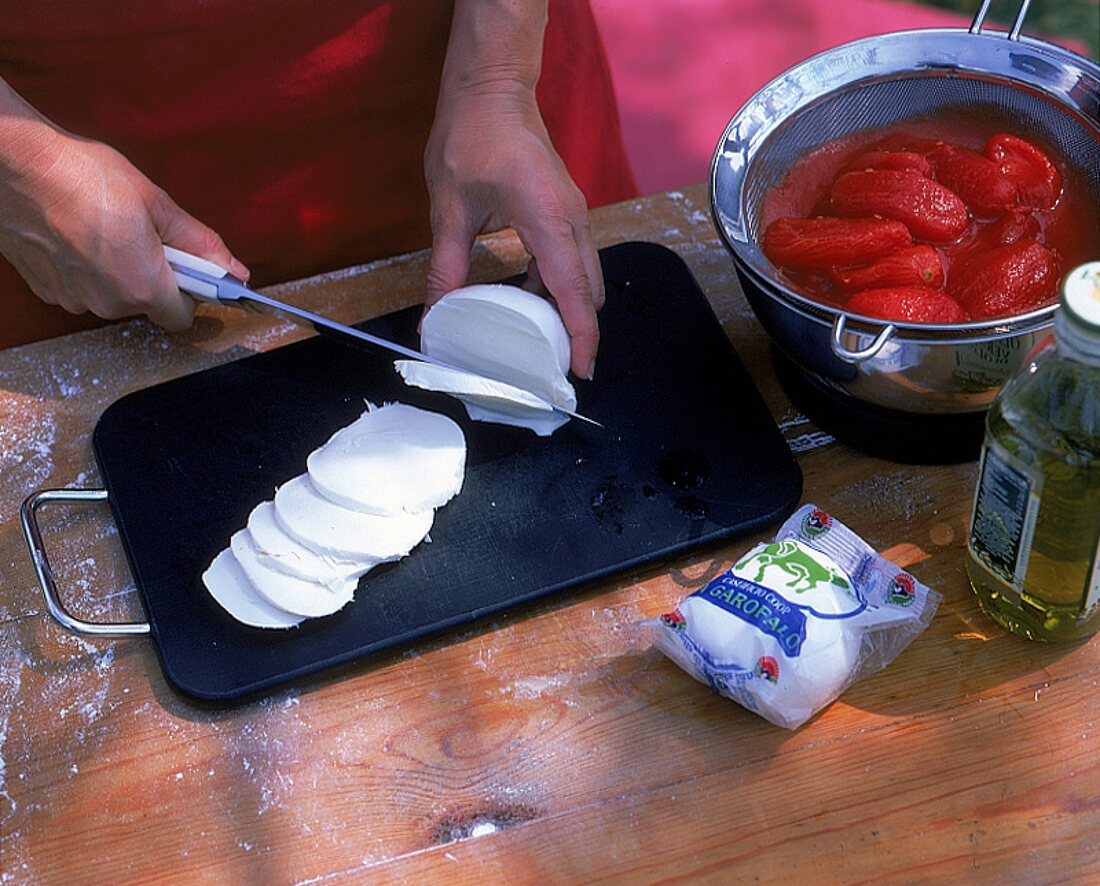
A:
[761,216,912,270]
[985,133,1063,210]
[927,143,1018,218]
[829,245,944,292]
[830,170,969,242]
[845,150,933,177]
[949,239,1061,319]
[846,286,970,323]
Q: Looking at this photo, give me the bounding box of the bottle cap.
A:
[1055,262,1100,362]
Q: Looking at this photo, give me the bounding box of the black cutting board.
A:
[93,241,802,701]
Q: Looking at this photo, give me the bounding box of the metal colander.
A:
[710,0,1100,414]
[741,77,1100,247]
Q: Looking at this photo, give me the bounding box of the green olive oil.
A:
[967,262,1100,642]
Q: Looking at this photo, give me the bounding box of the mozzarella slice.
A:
[230,529,357,618]
[201,548,304,629]
[246,500,375,589]
[273,473,434,561]
[307,402,466,514]
[395,360,567,437]
[406,284,578,434]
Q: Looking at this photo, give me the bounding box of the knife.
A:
[163,246,601,428]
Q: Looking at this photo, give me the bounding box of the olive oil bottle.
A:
[967,262,1100,642]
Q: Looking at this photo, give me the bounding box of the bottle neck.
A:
[1054,309,1100,365]
[1055,262,1100,364]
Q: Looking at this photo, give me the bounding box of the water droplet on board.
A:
[658,449,710,491]
[590,481,635,534]
[675,494,708,522]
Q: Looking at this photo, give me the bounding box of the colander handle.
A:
[830,315,897,364]
[970,0,1031,41]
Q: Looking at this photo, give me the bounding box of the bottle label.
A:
[969,440,1043,588]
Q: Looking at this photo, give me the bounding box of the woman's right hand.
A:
[0,78,248,331]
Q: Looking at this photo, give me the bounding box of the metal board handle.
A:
[20,488,151,637]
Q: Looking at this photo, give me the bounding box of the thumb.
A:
[151,189,250,282]
[425,216,476,308]
[144,190,250,332]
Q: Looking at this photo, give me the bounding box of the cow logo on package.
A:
[755,656,779,684]
[887,573,916,607]
[801,507,833,540]
[736,540,850,594]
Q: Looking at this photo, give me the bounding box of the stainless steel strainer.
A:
[711,0,1100,414]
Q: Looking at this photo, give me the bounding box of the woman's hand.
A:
[0,78,248,331]
[423,0,603,380]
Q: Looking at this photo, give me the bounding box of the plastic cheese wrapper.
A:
[644,505,941,729]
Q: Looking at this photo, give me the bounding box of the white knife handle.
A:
[163,245,228,277]
[163,245,226,303]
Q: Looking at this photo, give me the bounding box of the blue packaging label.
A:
[690,572,807,657]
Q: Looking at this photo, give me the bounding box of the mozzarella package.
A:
[645,505,941,729]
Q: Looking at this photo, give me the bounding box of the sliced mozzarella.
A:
[230,529,357,618]
[247,500,375,589]
[307,402,466,515]
[411,284,578,433]
[273,473,433,561]
[395,360,568,436]
[204,401,468,629]
[201,548,304,629]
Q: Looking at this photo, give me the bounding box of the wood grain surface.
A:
[1,185,1096,885]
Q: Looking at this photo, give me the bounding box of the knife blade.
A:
[163,246,601,428]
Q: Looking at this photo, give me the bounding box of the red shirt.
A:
[0,1,637,347]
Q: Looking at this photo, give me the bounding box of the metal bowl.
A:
[710,7,1100,415]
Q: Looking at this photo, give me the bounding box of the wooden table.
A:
[1,185,1096,885]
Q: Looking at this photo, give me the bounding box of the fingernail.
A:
[584,357,596,381]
